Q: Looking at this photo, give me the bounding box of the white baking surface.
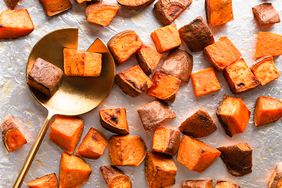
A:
[0,0,281,187]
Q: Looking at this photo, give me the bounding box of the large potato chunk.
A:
[182,179,213,188]
[268,163,282,188]
[252,3,280,26]
[28,173,58,188]
[255,32,282,59]
[215,181,240,188]
[100,166,132,188]
[39,0,72,17]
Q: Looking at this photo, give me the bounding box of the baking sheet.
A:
[0,0,281,187]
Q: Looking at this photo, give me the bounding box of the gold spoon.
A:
[13,28,116,187]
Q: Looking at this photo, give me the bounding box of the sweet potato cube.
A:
[179,109,217,138]
[117,0,153,9]
[4,0,20,9]
[254,96,282,127]
[28,173,58,188]
[151,24,181,53]
[191,67,221,97]
[99,108,129,135]
[205,0,233,27]
[252,3,280,26]
[177,135,221,172]
[204,37,241,71]
[182,179,213,188]
[49,115,84,154]
[217,96,250,137]
[59,152,92,188]
[115,65,153,97]
[152,127,180,156]
[100,166,132,188]
[147,72,181,103]
[255,32,282,59]
[76,128,107,159]
[224,59,259,93]
[215,181,240,188]
[108,30,143,64]
[145,152,177,188]
[40,0,72,17]
[251,55,280,86]
[0,9,34,39]
[109,135,146,166]
[268,163,282,188]
[137,101,176,132]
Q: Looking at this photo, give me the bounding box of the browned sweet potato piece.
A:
[179,109,217,138]
[117,0,153,9]
[40,0,72,16]
[109,135,146,166]
[218,143,252,177]
[100,166,132,188]
[255,32,282,59]
[179,16,214,52]
[252,3,280,26]
[182,179,213,188]
[4,0,20,9]
[28,173,58,188]
[268,163,282,188]
[215,181,240,188]
[154,0,192,25]
[115,65,152,97]
[160,49,193,83]
[108,30,143,64]
[99,108,129,135]
[152,126,180,156]
[145,152,177,188]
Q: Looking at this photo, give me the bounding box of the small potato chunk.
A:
[147,72,181,103]
[179,109,217,138]
[100,166,132,188]
[145,152,177,188]
[177,135,221,172]
[136,45,162,75]
[252,3,280,26]
[215,181,240,188]
[218,143,252,176]
[0,9,34,39]
[40,0,72,16]
[117,0,153,9]
[268,163,282,188]
[108,30,143,64]
[60,152,92,188]
[251,55,280,86]
[152,127,180,156]
[182,179,213,188]
[115,65,152,97]
[49,115,84,154]
[137,101,176,132]
[4,0,19,9]
[76,128,107,159]
[28,173,58,188]
[191,67,221,97]
[109,135,146,166]
[27,58,63,97]
[179,16,214,52]
[204,37,241,71]
[255,32,282,59]
[224,59,259,94]
[99,108,129,135]
[217,96,250,137]
[254,96,282,127]
[151,24,181,53]
[160,49,193,83]
[154,0,192,25]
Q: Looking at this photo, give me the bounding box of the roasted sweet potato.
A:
[182,179,213,188]
[191,67,221,97]
[117,0,153,9]
[224,59,259,93]
[4,0,20,9]
[252,3,280,26]
[100,166,132,188]
[115,65,152,97]
[254,96,282,127]
[179,109,217,138]
[136,45,162,75]
[99,108,129,135]
[49,115,84,154]
[255,32,282,59]
[217,96,250,137]
[177,135,221,172]
[154,0,192,25]
[268,163,282,188]
[218,143,252,176]
[60,152,92,188]
[215,181,240,188]
[137,101,176,131]
[28,173,58,188]
[152,126,180,156]
[108,30,143,64]
[145,152,177,188]
[204,37,241,71]
[251,55,280,86]
[179,16,214,52]
[151,24,181,53]
[147,72,181,103]
[0,9,34,39]
[160,49,193,83]
[40,0,72,16]
[109,135,146,166]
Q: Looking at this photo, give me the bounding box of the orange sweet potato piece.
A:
[255,32,282,59]
[28,173,58,188]
[117,0,153,9]
[0,9,34,39]
[268,162,282,188]
[49,115,84,154]
[215,181,240,188]
[182,179,213,188]
[177,135,221,172]
[100,166,132,188]
[4,0,20,9]
[254,96,282,127]
[252,3,280,26]
[39,0,72,17]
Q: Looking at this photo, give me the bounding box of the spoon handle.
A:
[13,112,54,188]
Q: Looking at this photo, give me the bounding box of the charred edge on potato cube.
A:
[28,173,58,188]
[4,0,19,9]
[182,179,213,188]
[39,0,72,17]
[100,166,132,187]
[268,163,282,188]
[252,3,280,26]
